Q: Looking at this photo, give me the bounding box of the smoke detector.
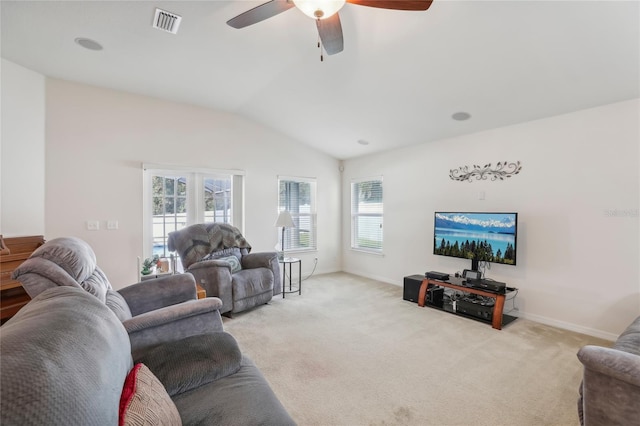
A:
[153,8,182,34]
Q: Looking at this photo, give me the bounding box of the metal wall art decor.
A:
[450,161,522,182]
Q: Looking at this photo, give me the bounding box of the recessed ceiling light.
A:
[357,139,370,145]
[74,38,103,51]
[452,112,471,121]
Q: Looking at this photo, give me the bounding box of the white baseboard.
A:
[516,312,617,341]
[342,268,400,287]
[341,269,618,342]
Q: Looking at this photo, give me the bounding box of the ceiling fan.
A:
[227,0,433,57]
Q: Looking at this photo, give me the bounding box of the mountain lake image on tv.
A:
[434,212,518,267]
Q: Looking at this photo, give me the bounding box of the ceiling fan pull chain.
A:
[317,28,324,62]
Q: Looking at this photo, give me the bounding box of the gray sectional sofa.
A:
[11,236,225,359]
[0,286,296,425]
[577,316,640,425]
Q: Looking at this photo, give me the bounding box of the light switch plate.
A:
[107,220,119,230]
[87,220,100,231]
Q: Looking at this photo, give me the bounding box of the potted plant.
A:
[141,255,160,275]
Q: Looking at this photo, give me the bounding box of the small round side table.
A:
[279,257,301,298]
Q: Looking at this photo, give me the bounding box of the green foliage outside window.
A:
[152,176,186,216]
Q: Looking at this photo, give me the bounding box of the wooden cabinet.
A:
[0,235,45,323]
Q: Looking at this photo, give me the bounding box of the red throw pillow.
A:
[119,363,182,426]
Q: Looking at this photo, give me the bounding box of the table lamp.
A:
[274,210,295,260]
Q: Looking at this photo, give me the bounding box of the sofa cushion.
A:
[202,247,242,262]
[0,286,133,425]
[12,237,113,302]
[119,363,182,426]
[136,333,242,396]
[217,255,242,273]
[172,356,296,426]
[107,289,133,321]
[232,268,274,300]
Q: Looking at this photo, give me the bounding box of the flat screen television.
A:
[433,212,518,271]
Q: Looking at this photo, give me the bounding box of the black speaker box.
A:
[403,275,424,303]
[427,286,444,308]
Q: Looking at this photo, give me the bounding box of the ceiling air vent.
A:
[153,8,182,34]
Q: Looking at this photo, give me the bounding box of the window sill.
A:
[281,248,317,255]
[349,248,385,257]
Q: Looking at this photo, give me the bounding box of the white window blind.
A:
[278,177,317,252]
[351,177,383,252]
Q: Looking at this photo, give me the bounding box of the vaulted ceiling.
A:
[2,1,638,159]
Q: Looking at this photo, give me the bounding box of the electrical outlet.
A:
[107,220,119,230]
[86,220,100,231]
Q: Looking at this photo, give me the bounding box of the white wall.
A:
[45,78,342,288]
[342,99,640,339]
[0,59,45,236]
[4,58,638,339]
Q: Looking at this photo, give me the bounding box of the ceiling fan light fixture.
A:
[293,0,346,19]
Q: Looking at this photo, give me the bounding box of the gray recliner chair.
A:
[11,236,223,358]
[577,316,640,425]
[168,223,280,316]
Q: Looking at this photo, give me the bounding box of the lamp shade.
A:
[274,210,295,228]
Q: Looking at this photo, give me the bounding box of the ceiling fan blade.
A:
[346,0,433,11]
[317,13,344,55]
[227,0,295,29]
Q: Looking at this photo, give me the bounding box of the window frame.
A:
[277,175,317,253]
[350,176,384,254]
[142,164,245,258]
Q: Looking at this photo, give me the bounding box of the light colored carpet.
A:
[223,272,610,426]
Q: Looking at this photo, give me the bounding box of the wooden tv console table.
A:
[418,277,511,330]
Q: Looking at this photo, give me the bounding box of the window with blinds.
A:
[351,177,383,252]
[278,177,317,252]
